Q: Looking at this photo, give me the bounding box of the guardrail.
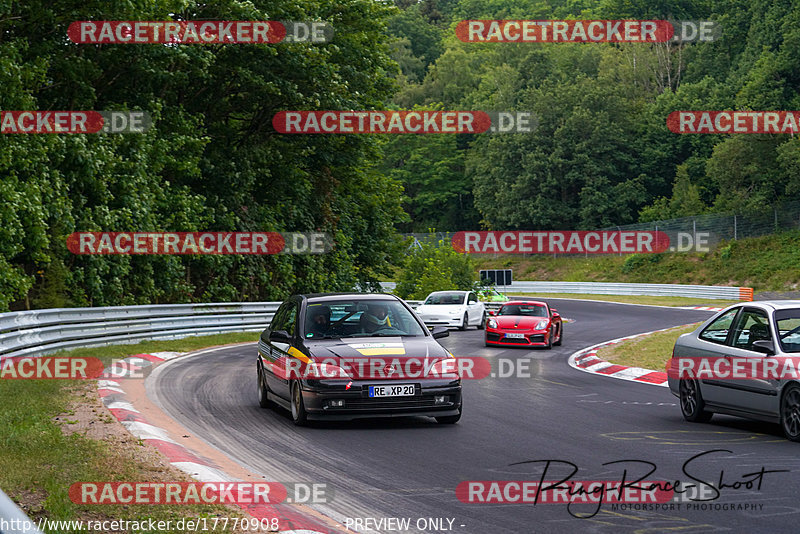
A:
[0,302,280,362]
[0,488,43,534]
[379,281,753,301]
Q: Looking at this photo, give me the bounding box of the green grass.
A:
[0,332,259,533]
[472,230,800,291]
[597,323,700,371]
[45,331,258,366]
[509,293,739,307]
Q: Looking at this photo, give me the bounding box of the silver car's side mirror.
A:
[752,340,775,355]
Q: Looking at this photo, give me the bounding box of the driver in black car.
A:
[360,303,390,333]
[308,306,331,338]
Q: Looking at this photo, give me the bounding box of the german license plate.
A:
[369,384,415,397]
[505,333,526,339]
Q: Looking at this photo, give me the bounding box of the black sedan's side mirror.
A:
[269,329,292,343]
[752,340,775,355]
[431,326,450,339]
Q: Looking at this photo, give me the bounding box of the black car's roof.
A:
[301,293,401,303]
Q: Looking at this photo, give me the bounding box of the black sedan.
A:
[256,293,462,425]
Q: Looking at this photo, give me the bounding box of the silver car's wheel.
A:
[478,312,486,330]
[781,385,800,441]
[459,313,468,331]
[679,377,712,423]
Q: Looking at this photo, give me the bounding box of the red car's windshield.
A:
[498,304,548,317]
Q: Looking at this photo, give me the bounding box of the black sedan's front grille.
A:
[344,396,439,409]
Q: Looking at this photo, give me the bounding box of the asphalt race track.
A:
[148,299,800,534]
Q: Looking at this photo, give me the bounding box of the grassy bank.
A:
[597,324,700,370]
[472,230,800,291]
[0,332,259,533]
[510,293,738,307]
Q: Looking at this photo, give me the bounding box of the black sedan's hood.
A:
[304,336,452,380]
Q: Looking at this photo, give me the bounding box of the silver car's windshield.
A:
[776,309,800,353]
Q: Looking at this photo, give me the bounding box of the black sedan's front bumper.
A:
[299,379,462,421]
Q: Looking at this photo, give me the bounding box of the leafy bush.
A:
[394,237,475,300]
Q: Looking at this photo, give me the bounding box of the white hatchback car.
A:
[414,290,486,330]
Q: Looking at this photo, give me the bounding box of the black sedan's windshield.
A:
[304,299,426,339]
[499,304,548,317]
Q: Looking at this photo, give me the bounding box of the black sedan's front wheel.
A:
[257,364,272,409]
[680,377,713,423]
[291,382,308,426]
[436,401,462,424]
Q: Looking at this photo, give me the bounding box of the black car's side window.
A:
[270,304,289,332]
[699,308,739,345]
[731,309,771,351]
[284,304,298,337]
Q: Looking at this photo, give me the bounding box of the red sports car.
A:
[484,300,563,348]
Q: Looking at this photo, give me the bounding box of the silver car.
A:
[668,301,800,441]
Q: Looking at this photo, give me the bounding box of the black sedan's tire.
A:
[679,377,713,423]
[291,382,308,426]
[257,364,272,409]
[436,401,462,424]
[459,313,468,331]
[781,384,800,441]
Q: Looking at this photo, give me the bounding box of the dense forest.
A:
[383,0,800,232]
[2,0,799,310]
[0,0,403,310]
